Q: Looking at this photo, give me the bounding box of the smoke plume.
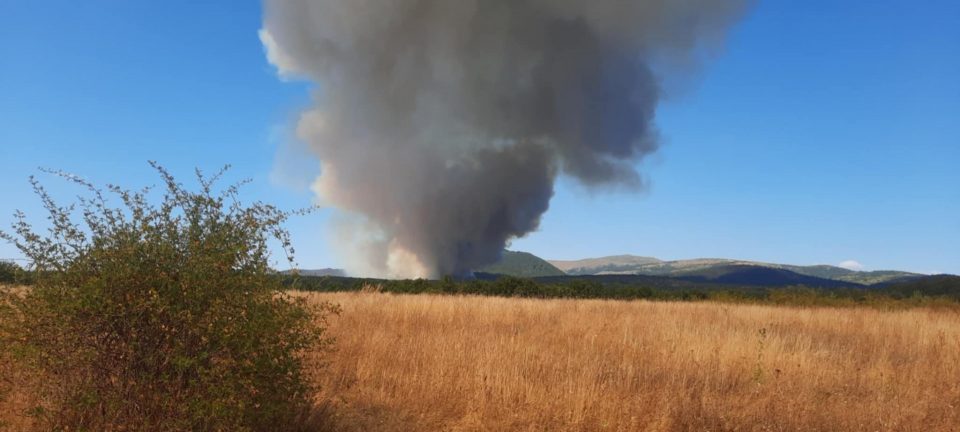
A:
[261,0,751,278]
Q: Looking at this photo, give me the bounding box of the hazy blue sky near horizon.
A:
[1,1,958,275]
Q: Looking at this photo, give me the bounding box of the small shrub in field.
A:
[0,261,16,285]
[0,163,337,431]
[0,261,31,287]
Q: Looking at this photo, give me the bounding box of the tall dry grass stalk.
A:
[305,291,960,431]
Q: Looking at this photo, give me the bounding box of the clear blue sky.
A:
[1,0,958,274]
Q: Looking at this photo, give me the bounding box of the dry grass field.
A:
[304,291,960,432]
[4,289,960,431]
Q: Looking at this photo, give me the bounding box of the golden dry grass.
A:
[304,292,960,432]
[0,360,35,432]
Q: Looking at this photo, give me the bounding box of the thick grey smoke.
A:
[261,0,750,278]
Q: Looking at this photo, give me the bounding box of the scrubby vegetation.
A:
[0,164,336,431]
[286,273,960,309]
[0,262,16,285]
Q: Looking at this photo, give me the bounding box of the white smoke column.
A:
[261,0,751,278]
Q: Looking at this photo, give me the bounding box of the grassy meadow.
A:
[304,291,960,432]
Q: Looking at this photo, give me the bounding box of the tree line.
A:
[283,273,960,309]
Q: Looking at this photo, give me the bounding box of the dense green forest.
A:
[283,273,960,308]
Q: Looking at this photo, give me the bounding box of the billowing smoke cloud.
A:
[261,0,751,278]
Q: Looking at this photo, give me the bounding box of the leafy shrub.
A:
[0,163,337,431]
[0,261,17,285]
[0,261,31,286]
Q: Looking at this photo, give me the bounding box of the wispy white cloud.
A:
[838,260,864,271]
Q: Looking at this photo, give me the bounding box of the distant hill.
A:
[550,255,661,275]
[675,264,861,288]
[548,255,923,285]
[280,252,930,287]
[530,265,857,289]
[479,251,566,277]
[489,252,857,288]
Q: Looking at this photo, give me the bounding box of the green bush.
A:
[0,163,337,431]
[0,261,16,285]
